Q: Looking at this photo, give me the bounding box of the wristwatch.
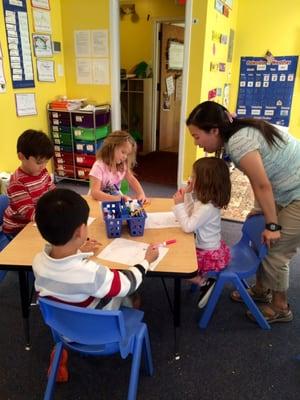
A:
[265,223,282,232]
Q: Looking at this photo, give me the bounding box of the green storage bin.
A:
[73,125,109,141]
[52,131,73,146]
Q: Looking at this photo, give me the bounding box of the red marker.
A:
[154,239,177,248]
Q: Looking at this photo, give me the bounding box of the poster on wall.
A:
[32,8,52,33]
[2,0,35,88]
[236,56,298,127]
[31,0,50,10]
[32,33,52,57]
[15,93,37,116]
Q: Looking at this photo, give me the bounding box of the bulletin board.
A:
[2,0,35,88]
[236,56,298,127]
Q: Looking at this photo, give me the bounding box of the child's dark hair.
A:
[96,130,137,171]
[17,129,54,160]
[193,157,231,208]
[187,101,285,148]
[35,189,89,245]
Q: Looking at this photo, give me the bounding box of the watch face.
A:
[270,224,276,230]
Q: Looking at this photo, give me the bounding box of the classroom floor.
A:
[1,219,300,400]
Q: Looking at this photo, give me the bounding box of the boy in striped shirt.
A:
[33,188,158,381]
[3,129,55,238]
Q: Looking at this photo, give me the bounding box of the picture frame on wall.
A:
[32,33,53,57]
[15,93,37,116]
[31,0,50,10]
[224,0,233,9]
[36,59,55,82]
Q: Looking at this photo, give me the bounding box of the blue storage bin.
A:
[101,200,147,238]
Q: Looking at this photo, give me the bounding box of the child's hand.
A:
[173,190,185,205]
[185,178,193,193]
[80,238,102,255]
[122,195,132,202]
[136,194,148,204]
[145,243,159,264]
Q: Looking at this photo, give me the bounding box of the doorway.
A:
[134,20,184,186]
[110,0,192,187]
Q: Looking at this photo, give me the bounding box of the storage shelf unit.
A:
[48,105,111,182]
[120,78,152,154]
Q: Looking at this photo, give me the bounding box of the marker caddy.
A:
[101,199,147,238]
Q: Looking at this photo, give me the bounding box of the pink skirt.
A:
[196,240,230,274]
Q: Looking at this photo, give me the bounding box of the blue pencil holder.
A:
[101,200,147,238]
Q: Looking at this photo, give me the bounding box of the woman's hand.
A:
[262,229,281,248]
[173,189,185,204]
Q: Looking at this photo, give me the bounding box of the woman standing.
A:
[186,101,300,323]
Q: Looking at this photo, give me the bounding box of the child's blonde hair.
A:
[193,157,231,208]
[96,130,137,171]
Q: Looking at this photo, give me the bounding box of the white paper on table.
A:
[144,212,180,229]
[97,238,169,270]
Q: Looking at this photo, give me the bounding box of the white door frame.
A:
[110,0,192,187]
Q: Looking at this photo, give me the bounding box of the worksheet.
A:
[97,238,169,270]
[144,212,180,229]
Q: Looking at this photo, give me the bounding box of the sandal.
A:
[230,285,272,304]
[246,303,293,324]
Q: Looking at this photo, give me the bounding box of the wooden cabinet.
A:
[121,78,152,154]
[47,105,110,182]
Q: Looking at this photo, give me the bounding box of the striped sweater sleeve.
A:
[92,260,149,299]
[8,181,35,221]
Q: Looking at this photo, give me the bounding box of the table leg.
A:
[173,277,181,360]
[18,271,31,350]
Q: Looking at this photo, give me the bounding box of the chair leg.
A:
[44,342,63,400]
[241,278,250,289]
[234,278,271,330]
[127,329,144,400]
[142,325,154,376]
[198,278,225,329]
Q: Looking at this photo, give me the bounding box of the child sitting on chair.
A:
[33,188,158,381]
[173,157,231,308]
[3,129,55,239]
[89,130,148,203]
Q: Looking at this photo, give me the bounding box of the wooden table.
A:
[0,197,197,354]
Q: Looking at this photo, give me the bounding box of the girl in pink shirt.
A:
[89,130,147,202]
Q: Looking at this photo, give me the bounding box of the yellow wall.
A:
[1,0,300,181]
[183,0,238,179]
[60,0,110,104]
[0,0,66,172]
[231,0,300,138]
[120,0,185,72]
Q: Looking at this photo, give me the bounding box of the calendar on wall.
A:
[236,56,298,127]
[2,0,35,88]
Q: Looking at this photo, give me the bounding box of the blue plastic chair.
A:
[0,194,9,282]
[199,215,271,330]
[38,298,154,400]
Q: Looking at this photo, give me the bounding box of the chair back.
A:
[38,298,127,346]
[241,214,267,260]
[0,194,9,226]
[0,195,9,252]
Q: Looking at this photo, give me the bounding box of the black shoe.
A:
[197,278,216,309]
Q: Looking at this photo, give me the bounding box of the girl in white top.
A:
[89,130,147,203]
[173,157,231,287]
